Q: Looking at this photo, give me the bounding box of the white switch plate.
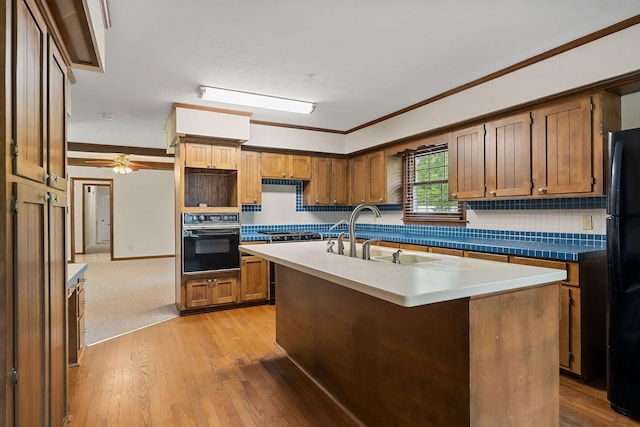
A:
[581,215,593,230]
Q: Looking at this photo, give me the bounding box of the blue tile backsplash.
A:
[467,196,606,210]
[242,179,403,212]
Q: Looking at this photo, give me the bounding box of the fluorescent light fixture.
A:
[198,86,315,114]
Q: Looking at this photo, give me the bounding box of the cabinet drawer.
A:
[509,256,566,270]
[77,287,86,318]
[399,243,429,252]
[465,251,509,263]
[430,247,464,256]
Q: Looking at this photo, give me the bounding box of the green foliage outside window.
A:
[410,151,459,214]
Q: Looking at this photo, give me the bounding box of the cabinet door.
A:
[330,158,348,205]
[449,125,486,200]
[14,183,48,427]
[184,143,212,168]
[560,286,582,374]
[49,192,67,426]
[14,0,48,185]
[350,155,366,204]
[241,256,268,301]
[305,157,331,205]
[366,151,386,203]
[212,276,237,304]
[486,113,532,198]
[185,278,212,307]
[288,155,312,179]
[47,39,67,191]
[240,151,262,204]
[533,96,593,196]
[261,152,287,178]
[211,145,238,170]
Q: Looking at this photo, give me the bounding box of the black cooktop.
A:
[258,230,323,242]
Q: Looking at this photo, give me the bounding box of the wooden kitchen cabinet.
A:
[532,96,594,196]
[185,142,239,170]
[485,112,532,198]
[304,157,349,205]
[185,273,238,308]
[449,124,486,200]
[261,152,312,179]
[68,273,87,366]
[349,149,396,204]
[532,92,620,197]
[240,255,269,301]
[509,255,605,381]
[240,150,262,204]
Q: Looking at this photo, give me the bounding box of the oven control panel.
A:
[183,212,239,226]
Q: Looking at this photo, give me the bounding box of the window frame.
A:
[402,143,466,226]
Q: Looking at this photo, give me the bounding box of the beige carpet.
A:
[83,257,178,345]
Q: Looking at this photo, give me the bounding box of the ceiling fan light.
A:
[112,164,132,174]
[198,86,315,114]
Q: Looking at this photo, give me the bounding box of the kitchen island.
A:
[239,241,567,426]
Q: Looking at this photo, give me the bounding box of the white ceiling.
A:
[68,1,640,150]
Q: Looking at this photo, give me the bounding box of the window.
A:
[402,144,465,224]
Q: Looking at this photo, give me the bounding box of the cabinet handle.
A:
[489,191,496,197]
[361,199,365,203]
[332,200,337,204]
[315,200,319,204]
[538,187,547,195]
[44,172,50,182]
[379,198,383,202]
[451,193,457,199]
[213,163,217,168]
[44,193,51,202]
[253,198,257,203]
[290,173,293,178]
[282,172,286,177]
[207,163,212,168]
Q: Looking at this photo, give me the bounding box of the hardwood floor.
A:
[68,305,640,427]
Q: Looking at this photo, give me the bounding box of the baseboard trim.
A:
[111,254,175,261]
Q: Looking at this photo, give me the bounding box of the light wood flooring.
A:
[68,305,640,427]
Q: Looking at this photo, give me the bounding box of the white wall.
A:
[245,123,346,153]
[346,23,640,151]
[622,91,640,130]
[69,166,175,258]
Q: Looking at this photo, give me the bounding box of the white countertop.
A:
[68,263,88,287]
[239,241,567,307]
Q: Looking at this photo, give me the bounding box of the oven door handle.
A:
[183,229,240,238]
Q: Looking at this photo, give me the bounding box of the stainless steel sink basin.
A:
[372,253,439,264]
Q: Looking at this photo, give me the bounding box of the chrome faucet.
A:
[392,249,403,264]
[327,219,349,253]
[348,203,382,257]
[362,239,380,260]
[337,232,346,255]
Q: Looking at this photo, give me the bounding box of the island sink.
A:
[238,241,566,426]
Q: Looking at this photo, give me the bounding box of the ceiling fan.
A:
[81,153,155,174]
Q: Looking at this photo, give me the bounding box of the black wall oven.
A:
[182,213,240,273]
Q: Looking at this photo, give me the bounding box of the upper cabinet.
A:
[449,125,486,200]
[240,150,262,205]
[185,142,239,170]
[349,150,401,205]
[14,0,47,185]
[485,112,532,198]
[532,96,594,196]
[303,157,348,205]
[532,93,620,197]
[261,153,311,180]
[448,91,621,201]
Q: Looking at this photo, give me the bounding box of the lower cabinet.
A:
[240,255,268,301]
[185,272,239,308]
[68,273,87,365]
[397,242,606,381]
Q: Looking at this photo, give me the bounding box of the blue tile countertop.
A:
[241,224,606,262]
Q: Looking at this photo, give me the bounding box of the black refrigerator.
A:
[607,127,640,421]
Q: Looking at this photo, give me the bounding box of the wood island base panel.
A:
[275,265,560,427]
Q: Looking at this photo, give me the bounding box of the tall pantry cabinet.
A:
[2,0,79,425]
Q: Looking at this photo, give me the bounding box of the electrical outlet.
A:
[581,215,593,230]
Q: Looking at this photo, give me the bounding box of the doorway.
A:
[70,178,114,263]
